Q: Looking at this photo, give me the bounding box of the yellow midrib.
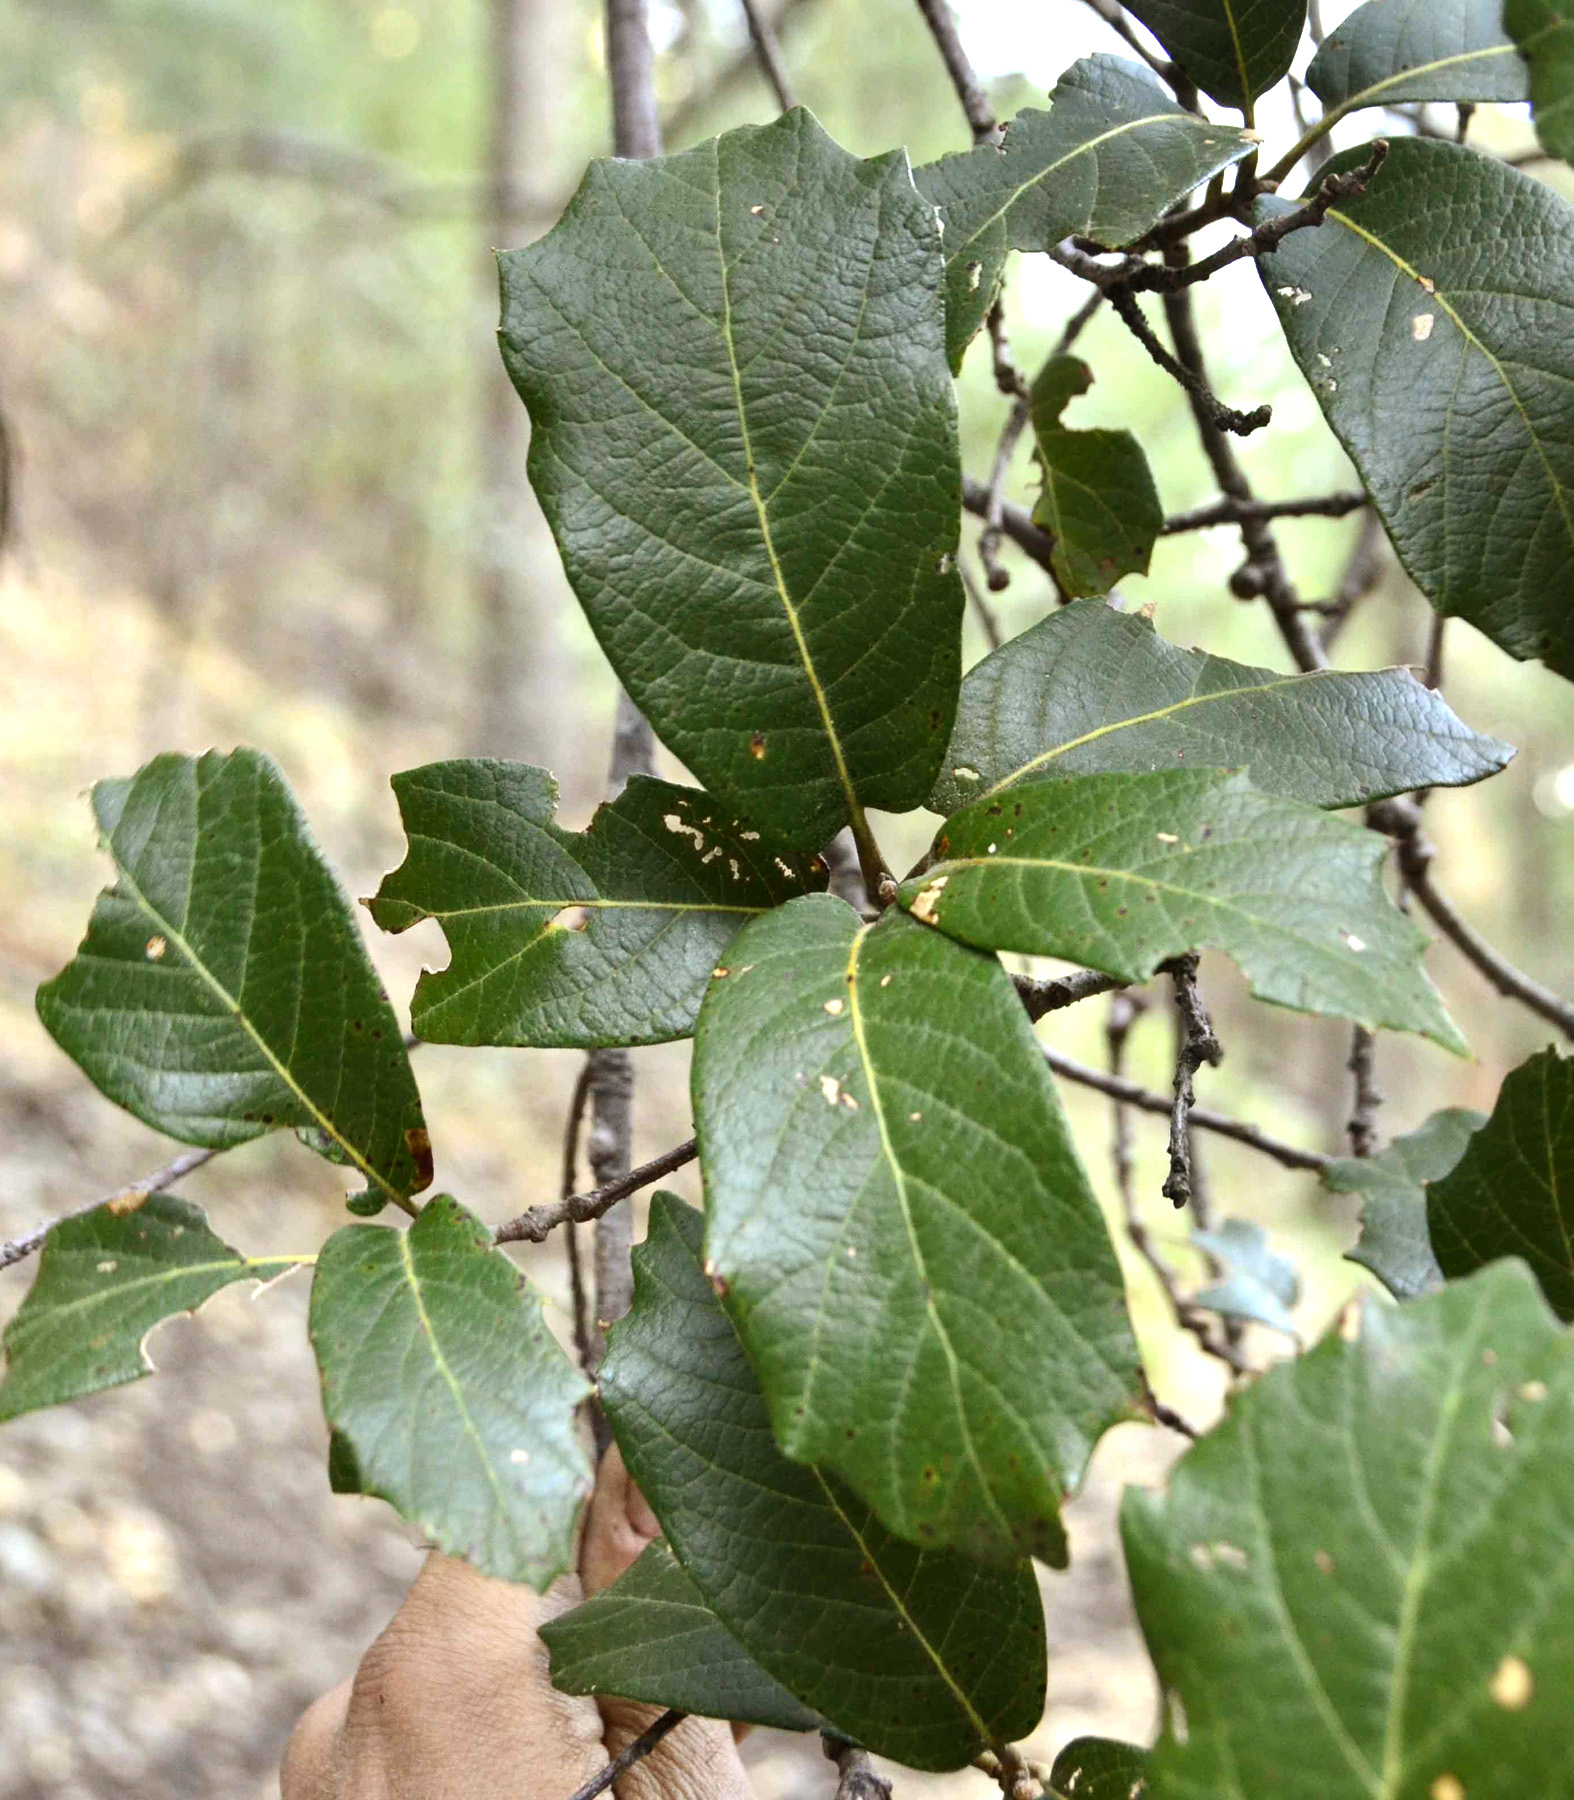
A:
[10,1255,312,1332]
[1324,205,1574,556]
[713,163,867,839]
[112,860,402,1204]
[417,897,767,922]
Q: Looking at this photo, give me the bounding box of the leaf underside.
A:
[599,1194,1048,1772]
[0,1195,296,1423]
[917,55,1256,369]
[1508,0,1574,162]
[1048,1737,1151,1800]
[1428,1047,1574,1318]
[1125,1263,1574,1800]
[368,761,824,1048]
[692,894,1142,1565]
[1325,1107,1484,1299]
[310,1195,592,1590]
[541,1539,824,1732]
[906,768,1463,1049]
[499,108,962,853]
[36,749,430,1205]
[1261,138,1574,681]
[1307,0,1528,111]
[929,599,1511,819]
[1121,0,1308,108]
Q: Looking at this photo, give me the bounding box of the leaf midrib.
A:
[110,857,401,1203]
[412,897,767,922]
[7,1255,308,1335]
[1317,41,1519,130]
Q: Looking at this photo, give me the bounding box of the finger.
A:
[599,1706,755,1800]
[280,1681,350,1800]
[580,1443,662,1597]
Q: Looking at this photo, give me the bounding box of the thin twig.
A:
[740,0,797,112]
[1317,508,1387,649]
[911,0,1001,143]
[960,558,1004,650]
[664,0,818,141]
[1160,264,1326,673]
[1104,284,1272,437]
[494,1138,698,1247]
[1042,1046,1329,1171]
[826,1735,894,1800]
[1077,0,1193,101]
[1,1147,219,1273]
[565,1710,687,1800]
[1346,1026,1382,1159]
[559,1060,597,1371]
[1161,954,1222,1211]
[961,475,1057,576]
[1162,491,1367,534]
[1014,967,1126,1022]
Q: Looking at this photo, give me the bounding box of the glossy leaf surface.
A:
[905,770,1462,1049]
[693,894,1141,1564]
[1028,357,1163,598]
[1509,0,1574,160]
[1125,1263,1574,1800]
[1429,1048,1574,1316]
[0,1196,297,1423]
[1262,139,1574,680]
[1048,1738,1150,1800]
[916,57,1255,369]
[542,1540,823,1731]
[1307,0,1527,112]
[1122,0,1307,107]
[310,1196,591,1590]
[368,762,822,1048]
[600,1194,1047,1771]
[929,601,1510,820]
[1325,1108,1483,1299]
[36,750,431,1207]
[499,109,962,853]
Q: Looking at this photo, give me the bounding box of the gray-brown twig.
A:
[826,1736,894,1800]
[564,1711,687,1800]
[1162,491,1367,534]
[1014,967,1126,1021]
[1346,1026,1383,1159]
[494,1138,698,1247]
[912,0,1001,143]
[740,0,797,112]
[0,1146,220,1273]
[1162,954,1223,1210]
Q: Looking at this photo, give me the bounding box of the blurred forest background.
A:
[1,2,1572,1796]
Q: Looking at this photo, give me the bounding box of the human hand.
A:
[281,1445,752,1798]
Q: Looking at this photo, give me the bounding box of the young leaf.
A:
[1325,1107,1483,1299]
[310,1195,592,1590]
[1027,357,1163,599]
[367,762,823,1048]
[599,1194,1048,1772]
[541,1540,824,1732]
[1306,0,1528,118]
[1188,1218,1300,1339]
[1428,1048,1574,1317]
[1123,1263,1574,1799]
[929,600,1510,821]
[1261,139,1574,681]
[36,750,431,1207]
[0,1195,299,1424]
[692,895,1142,1566]
[1122,0,1307,109]
[904,770,1464,1050]
[916,56,1256,370]
[498,109,962,855]
[1047,1738,1149,1800]
[1508,0,1574,161]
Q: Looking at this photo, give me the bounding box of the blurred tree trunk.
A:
[474,0,567,759]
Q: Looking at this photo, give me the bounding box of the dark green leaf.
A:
[1189,1218,1300,1338]
[1429,1048,1574,1317]
[1307,0,1528,115]
[1047,1738,1150,1800]
[0,1195,298,1424]
[904,770,1463,1050]
[499,109,962,853]
[541,1540,824,1732]
[917,57,1256,369]
[1325,1108,1484,1299]
[929,600,1510,820]
[1508,0,1574,161]
[36,750,431,1206]
[1261,138,1574,680]
[1028,357,1163,598]
[600,1194,1047,1771]
[1122,0,1307,108]
[1123,1262,1574,1799]
[368,762,823,1049]
[310,1195,592,1590]
[692,895,1141,1565]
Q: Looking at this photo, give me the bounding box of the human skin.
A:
[280,1446,753,1799]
